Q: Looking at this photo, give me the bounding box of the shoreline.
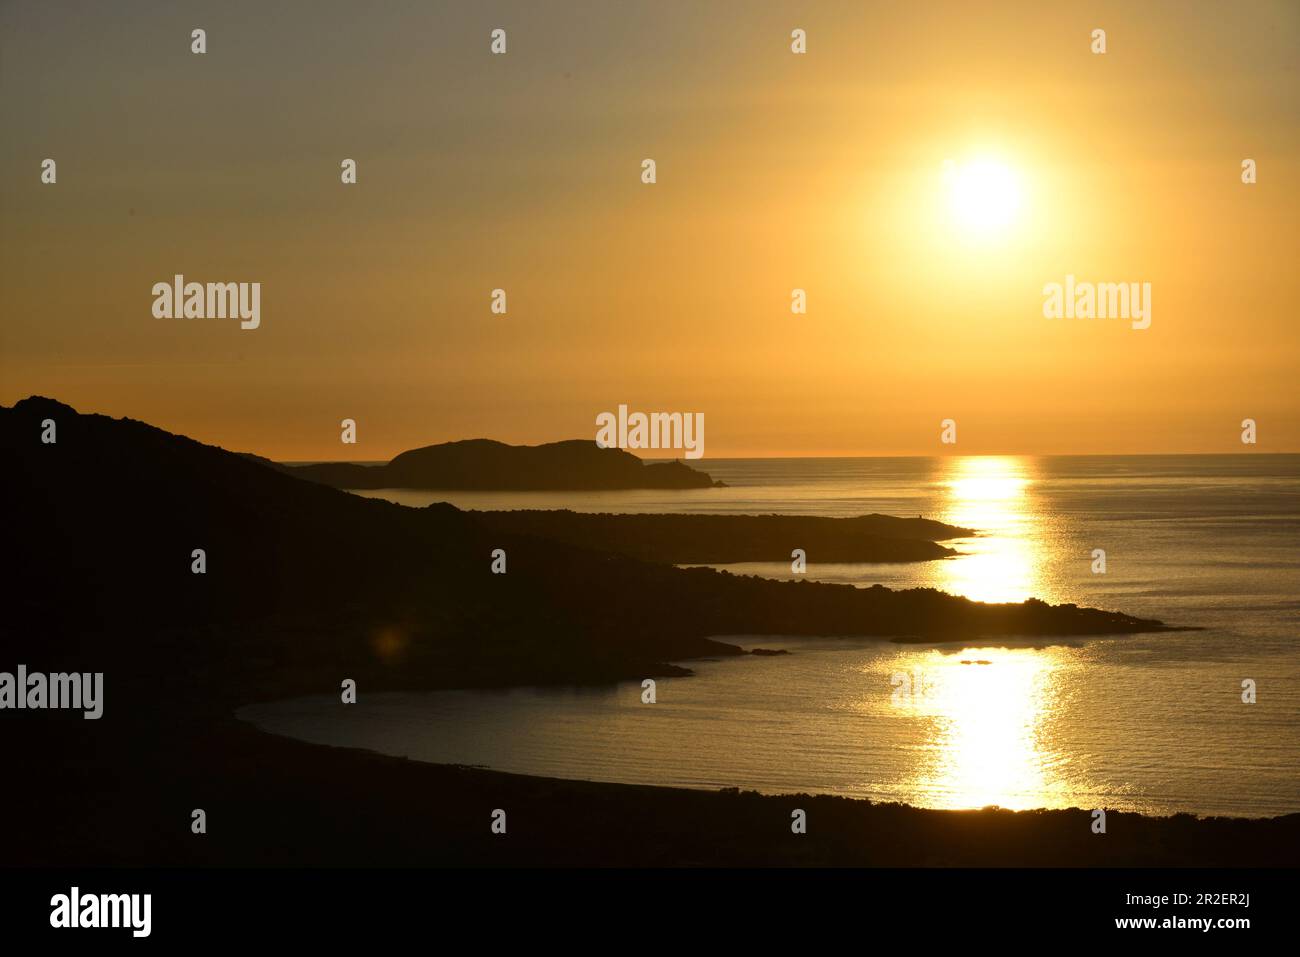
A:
[11,703,1297,869]
[231,626,1284,827]
[236,707,1294,824]
[11,635,1294,869]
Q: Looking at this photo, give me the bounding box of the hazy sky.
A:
[2,0,1297,458]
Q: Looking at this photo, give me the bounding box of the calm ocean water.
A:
[243,455,1300,817]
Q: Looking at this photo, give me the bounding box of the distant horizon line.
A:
[278,449,1300,466]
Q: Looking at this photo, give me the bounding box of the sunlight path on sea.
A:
[880,646,1067,811]
[934,456,1044,604]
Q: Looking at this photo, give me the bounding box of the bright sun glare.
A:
[944,158,1023,236]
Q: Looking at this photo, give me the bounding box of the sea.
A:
[240,454,1300,817]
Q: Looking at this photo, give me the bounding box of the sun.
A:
[944,157,1024,236]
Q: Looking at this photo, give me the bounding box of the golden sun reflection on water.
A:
[896,458,1071,809]
[935,456,1045,604]
[891,647,1068,811]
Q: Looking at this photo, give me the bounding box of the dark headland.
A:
[4,395,1292,868]
[476,510,974,563]
[276,438,724,490]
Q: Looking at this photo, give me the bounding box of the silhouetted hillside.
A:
[1,395,1174,704]
[283,438,722,490]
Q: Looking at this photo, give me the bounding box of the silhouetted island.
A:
[277,438,724,490]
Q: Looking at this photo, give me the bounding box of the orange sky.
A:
[2,0,1297,458]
